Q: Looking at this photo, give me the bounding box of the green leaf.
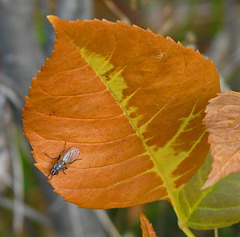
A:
[178,154,240,229]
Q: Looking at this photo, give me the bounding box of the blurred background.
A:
[0,0,239,236]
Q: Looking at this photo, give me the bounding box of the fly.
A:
[46,142,81,179]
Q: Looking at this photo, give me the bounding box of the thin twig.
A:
[0,72,24,112]
[214,228,218,237]
[0,109,12,189]
[4,105,24,235]
[225,0,238,56]
[0,0,45,98]
[67,203,85,237]
[10,129,25,234]
[102,0,131,24]
[130,0,137,11]
[0,160,12,188]
[94,210,121,237]
[221,47,240,79]
[0,196,51,227]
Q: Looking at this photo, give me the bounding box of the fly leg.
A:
[45,142,67,160]
[59,141,67,156]
[69,157,82,164]
[62,167,68,175]
[45,153,60,160]
[47,173,53,180]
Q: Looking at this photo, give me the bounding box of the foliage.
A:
[22,16,231,236]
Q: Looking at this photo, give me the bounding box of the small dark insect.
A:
[46,142,80,179]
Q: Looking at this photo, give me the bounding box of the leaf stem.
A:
[169,193,195,237]
[178,219,195,237]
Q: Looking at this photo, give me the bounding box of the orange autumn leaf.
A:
[140,212,157,237]
[22,16,220,210]
[202,91,240,189]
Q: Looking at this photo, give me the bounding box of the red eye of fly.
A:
[50,168,58,175]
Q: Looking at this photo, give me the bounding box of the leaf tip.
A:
[201,170,222,190]
[200,181,211,190]
[139,212,145,220]
[195,49,200,54]
[166,36,174,42]
[47,15,60,27]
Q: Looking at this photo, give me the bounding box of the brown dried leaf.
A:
[202,91,240,189]
[140,212,157,237]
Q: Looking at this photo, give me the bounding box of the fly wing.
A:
[61,147,80,164]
